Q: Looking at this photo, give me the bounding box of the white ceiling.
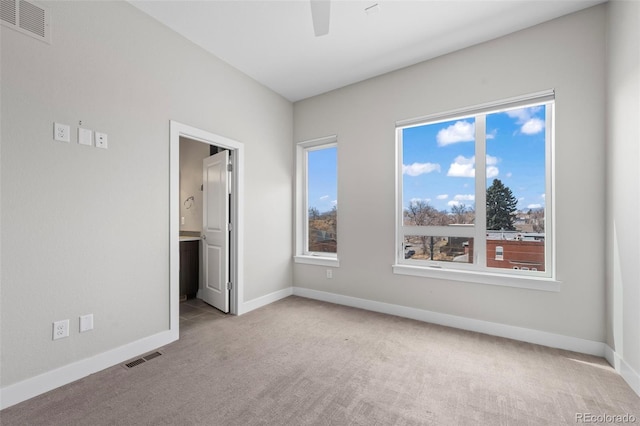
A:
[130,0,604,102]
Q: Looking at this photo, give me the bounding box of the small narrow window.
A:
[295,136,339,267]
[495,246,504,261]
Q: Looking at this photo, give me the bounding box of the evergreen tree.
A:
[486,179,517,230]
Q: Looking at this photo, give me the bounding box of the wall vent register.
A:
[1,0,50,43]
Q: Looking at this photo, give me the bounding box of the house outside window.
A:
[394,91,555,288]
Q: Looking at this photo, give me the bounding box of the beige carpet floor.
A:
[1,295,639,425]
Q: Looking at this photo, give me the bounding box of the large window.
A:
[395,91,555,286]
[295,136,338,267]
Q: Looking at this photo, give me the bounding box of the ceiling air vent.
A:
[0,0,50,43]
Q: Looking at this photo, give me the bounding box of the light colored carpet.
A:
[1,296,638,425]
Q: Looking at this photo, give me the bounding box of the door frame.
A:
[170,121,244,331]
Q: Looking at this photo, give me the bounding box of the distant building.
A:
[461,233,545,271]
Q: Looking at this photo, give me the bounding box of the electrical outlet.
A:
[95,132,108,149]
[53,122,70,142]
[53,319,70,340]
[326,269,333,279]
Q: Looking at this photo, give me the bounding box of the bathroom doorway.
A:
[170,121,244,334]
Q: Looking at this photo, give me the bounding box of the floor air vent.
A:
[0,0,50,43]
[124,351,163,369]
[143,351,162,361]
[124,358,146,369]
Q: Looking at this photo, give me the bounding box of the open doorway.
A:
[170,121,244,334]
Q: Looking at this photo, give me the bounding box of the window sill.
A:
[392,264,561,292]
[295,255,340,268]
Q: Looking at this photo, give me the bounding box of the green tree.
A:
[486,179,517,231]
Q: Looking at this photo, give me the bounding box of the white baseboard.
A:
[5,287,637,411]
[605,345,640,397]
[0,329,178,410]
[292,287,606,357]
[239,286,293,315]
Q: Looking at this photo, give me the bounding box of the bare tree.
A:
[308,207,320,220]
[404,200,442,258]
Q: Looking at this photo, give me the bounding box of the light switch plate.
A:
[78,128,93,146]
[95,132,108,149]
[79,314,94,332]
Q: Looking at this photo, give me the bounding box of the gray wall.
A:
[293,6,607,342]
[606,0,640,379]
[0,1,292,387]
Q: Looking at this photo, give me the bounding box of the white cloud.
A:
[403,162,441,177]
[447,200,461,207]
[506,172,513,178]
[437,121,475,146]
[319,195,329,201]
[447,155,499,178]
[331,200,337,207]
[486,129,497,140]
[521,118,544,135]
[485,154,500,179]
[486,155,499,177]
[527,203,542,209]
[447,155,475,177]
[486,166,499,178]
[453,194,474,201]
[506,107,544,135]
[506,109,528,122]
[506,106,541,122]
[541,193,546,199]
[436,194,449,200]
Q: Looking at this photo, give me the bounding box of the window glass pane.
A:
[485,105,546,271]
[404,235,474,263]
[486,235,545,271]
[402,118,476,226]
[307,146,337,254]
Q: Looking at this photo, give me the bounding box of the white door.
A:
[201,150,230,313]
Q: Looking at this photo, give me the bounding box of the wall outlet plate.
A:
[95,132,108,149]
[53,319,69,340]
[53,122,70,142]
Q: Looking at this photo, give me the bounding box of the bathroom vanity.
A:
[179,236,200,299]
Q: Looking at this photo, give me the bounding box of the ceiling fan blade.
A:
[310,0,330,37]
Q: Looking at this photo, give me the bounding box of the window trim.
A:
[394,91,556,288]
[295,135,339,267]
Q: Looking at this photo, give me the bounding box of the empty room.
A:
[1,0,639,424]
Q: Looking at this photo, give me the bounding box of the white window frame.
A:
[294,135,339,267]
[393,91,559,291]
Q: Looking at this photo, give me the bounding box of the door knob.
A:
[201,235,206,240]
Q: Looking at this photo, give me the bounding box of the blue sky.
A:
[402,105,547,212]
[307,146,337,213]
